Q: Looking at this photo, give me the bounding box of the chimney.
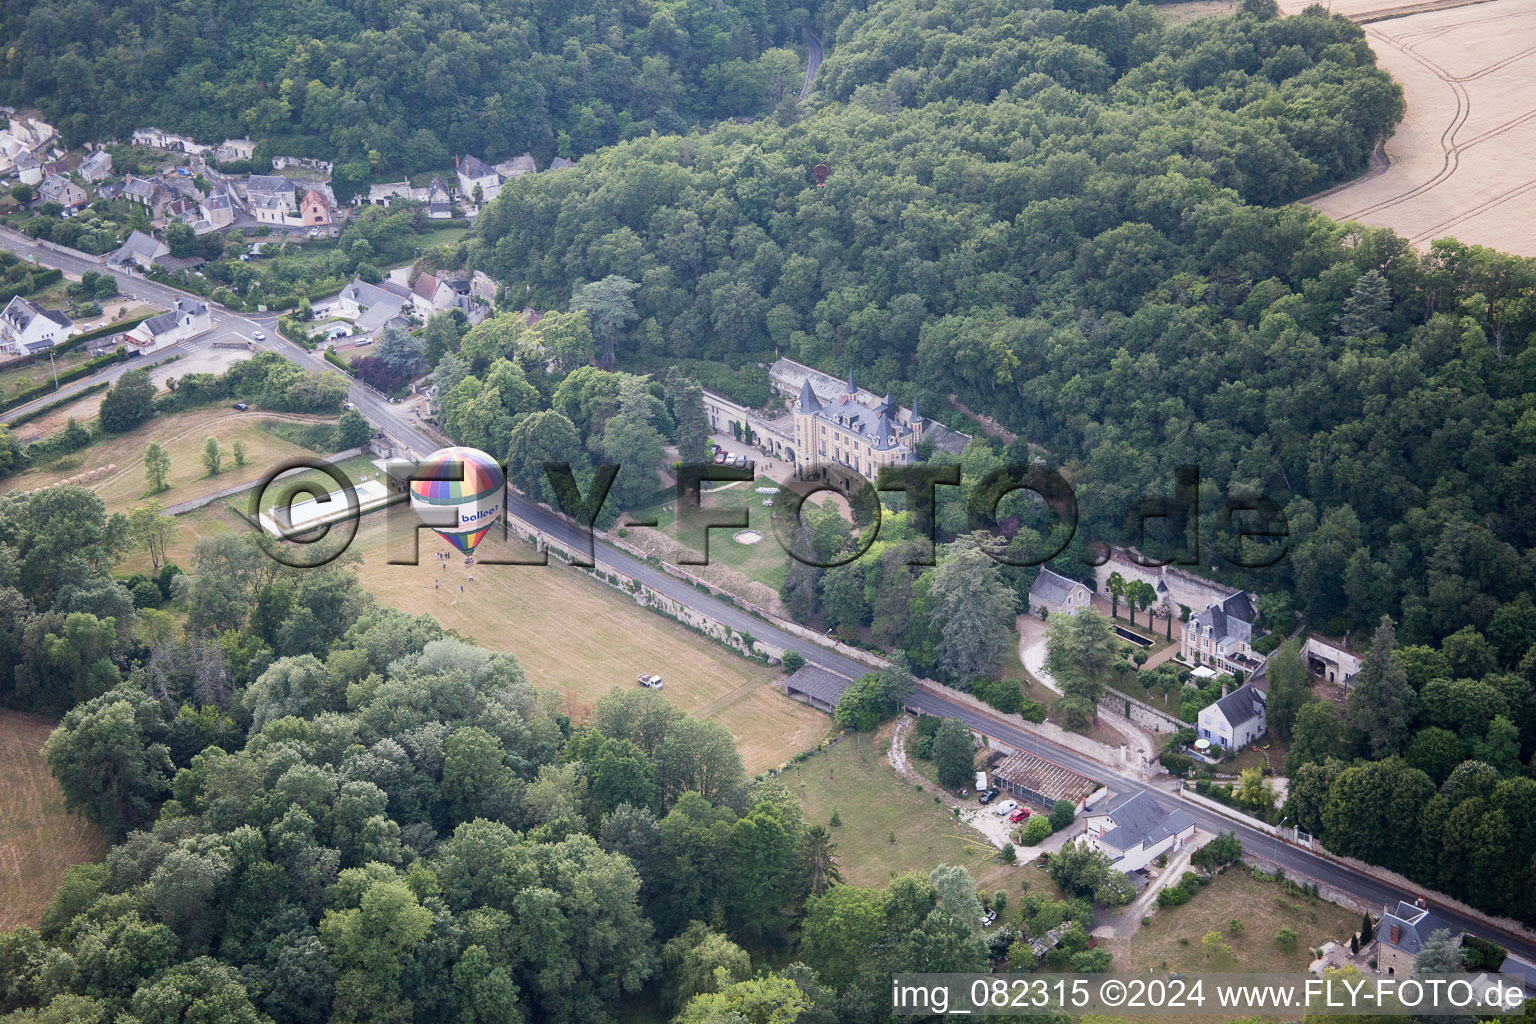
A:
[1389,924,1400,945]
[1415,898,1426,910]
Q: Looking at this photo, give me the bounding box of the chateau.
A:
[699,359,968,481]
[793,370,926,480]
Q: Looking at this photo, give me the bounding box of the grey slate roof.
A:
[247,174,295,195]
[796,378,822,414]
[459,154,497,179]
[784,665,854,706]
[2,295,70,333]
[1094,791,1195,853]
[117,230,167,261]
[1030,568,1083,608]
[1209,682,1264,728]
[1190,592,1259,646]
[139,298,205,338]
[1500,954,1536,992]
[1379,900,1454,955]
[818,392,910,450]
[548,156,575,170]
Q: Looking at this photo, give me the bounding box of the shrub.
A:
[1274,927,1299,954]
[1019,815,1053,846]
[1156,886,1191,908]
[1000,842,1016,864]
[129,580,162,609]
[829,809,841,827]
[781,650,805,673]
[1049,799,1076,831]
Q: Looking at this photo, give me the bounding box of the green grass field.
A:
[630,480,789,590]
[788,723,1057,896]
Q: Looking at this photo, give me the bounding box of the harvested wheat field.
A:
[1295,0,1536,255]
[348,516,832,773]
[0,710,108,930]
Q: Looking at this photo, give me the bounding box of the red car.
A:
[1009,807,1030,823]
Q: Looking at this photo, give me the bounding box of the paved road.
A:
[5,232,1533,964]
[800,29,824,101]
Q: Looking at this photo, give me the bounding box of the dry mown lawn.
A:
[1126,866,1360,974]
[0,710,108,931]
[791,722,1059,897]
[348,516,831,773]
[1,408,338,516]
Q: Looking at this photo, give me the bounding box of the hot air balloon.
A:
[409,446,505,556]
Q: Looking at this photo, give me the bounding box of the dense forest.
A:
[0,484,1049,1024]
[0,0,837,194]
[469,0,1535,653]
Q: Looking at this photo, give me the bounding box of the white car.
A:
[252,330,266,341]
[993,799,1018,817]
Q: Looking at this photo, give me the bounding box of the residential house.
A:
[199,190,234,231]
[1,117,52,156]
[215,137,255,162]
[427,177,452,218]
[246,175,298,215]
[548,156,575,170]
[408,271,455,317]
[299,188,332,226]
[1196,681,1267,751]
[38,173,87,209]
[1376,899,1461,976]
[1180,591,1266,677]
[13,151,43,186]
[77,149,113,183]
[455,155,502,203]
[1497,954,1536,995]
[111,230,170,269]
[364,181,413,207]
[122,175,171,220]
[329,277,409,337]
[126,298,210,353]
[495,153,537,178]
[250,193,291,225]
[0,296,72,357]
[1029,568,1091,618]
[1082,791,1196,872]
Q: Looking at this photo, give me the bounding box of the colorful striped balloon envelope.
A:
[408,446,505,555]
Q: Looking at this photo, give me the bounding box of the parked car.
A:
[232,402,248,411]
[636,673,663,690]
[342,401,355,411]
[993,799,1018,817]
[1009,807,1030,823]
[977,788,1000,805]
[713,451,728,464]
[734,455,748,468]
